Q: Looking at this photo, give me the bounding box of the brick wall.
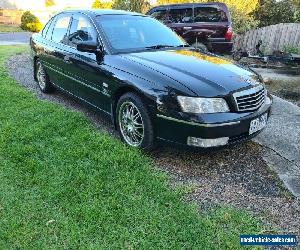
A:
[0,9,23,24]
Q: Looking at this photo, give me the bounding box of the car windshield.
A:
[96,15,186,53]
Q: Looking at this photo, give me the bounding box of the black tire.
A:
[116,92,155,150]
[35,59,54,93]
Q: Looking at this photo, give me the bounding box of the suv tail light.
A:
[225,26,232,41]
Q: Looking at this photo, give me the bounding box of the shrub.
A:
[252,0,296,28]
[20,11,42,32]
[283,45,299,54]
[229,5,259,35]
[295,9,300,22]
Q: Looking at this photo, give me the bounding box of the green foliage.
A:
[92,0,112,9]
[0,45,264,249]
[20,11,42,32]
[295,9,300,22]
[229,5,259,34]
[283,44,299,54]
[252,0,296,28]
[0,24,22,32]
[45,0,55,8]
[113,0,150,13]
[92,0,102,8]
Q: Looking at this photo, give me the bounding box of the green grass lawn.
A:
[0,24,22,33]
[0,45,263,249]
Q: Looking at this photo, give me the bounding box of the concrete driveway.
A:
[254,96,300,197]
[0,32,32,45]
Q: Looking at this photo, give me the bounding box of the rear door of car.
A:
[41,13,72,90]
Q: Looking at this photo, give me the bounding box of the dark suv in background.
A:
[147,2,233,54]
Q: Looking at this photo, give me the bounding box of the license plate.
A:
[249,113,268,135]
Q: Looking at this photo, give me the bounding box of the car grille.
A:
[233,85,266,112]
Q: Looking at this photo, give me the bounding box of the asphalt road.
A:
[0,32,32,45]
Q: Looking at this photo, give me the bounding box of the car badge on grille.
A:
[244,78,259,86]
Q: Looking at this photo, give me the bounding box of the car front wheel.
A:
[116,93,154,150]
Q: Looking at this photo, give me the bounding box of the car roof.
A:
[149,2,228,10]
[62,9,144,17]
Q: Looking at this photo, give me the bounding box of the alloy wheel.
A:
[118,101,145,147]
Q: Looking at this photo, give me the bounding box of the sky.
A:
[1,0,158,10]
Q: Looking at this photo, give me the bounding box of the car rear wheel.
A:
[35,60,54,93]
[116,93,154,150]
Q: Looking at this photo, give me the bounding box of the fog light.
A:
[187,137,229,147]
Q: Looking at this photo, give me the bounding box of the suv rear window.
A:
[169,8,192,23]
[150,9,170,24]
[194,7,228,22]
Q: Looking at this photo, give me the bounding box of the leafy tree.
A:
[45,0,55,8]
[295,9,300,22]
[252,0,296,27]
[92,0,102,8]
[92,0,112,9]
[113,0,149,13]
[20,11,42,32]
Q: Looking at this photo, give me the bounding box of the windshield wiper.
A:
[176,44,191,48]
[145,45,175,50]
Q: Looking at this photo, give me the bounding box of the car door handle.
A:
[183,27,192,30]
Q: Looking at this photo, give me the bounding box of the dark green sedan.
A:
[31,9,272,149]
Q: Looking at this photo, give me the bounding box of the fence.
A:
[234,23,300,54]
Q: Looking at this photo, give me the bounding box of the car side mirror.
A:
[77,41,101,54]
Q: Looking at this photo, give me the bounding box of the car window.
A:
[41,18,52,38]
[68,15,97,47]
[149,9,171,24]
[169,8,193,23]
[96,15,185,53]
[52,14,71,44]
[194,7,228,22]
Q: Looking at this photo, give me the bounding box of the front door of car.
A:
[63,14,111,113]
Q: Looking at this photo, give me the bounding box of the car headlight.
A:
[177,96,230,114]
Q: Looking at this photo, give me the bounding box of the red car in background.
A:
[146,2,233,54]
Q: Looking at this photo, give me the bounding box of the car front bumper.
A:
[155,97,272,148]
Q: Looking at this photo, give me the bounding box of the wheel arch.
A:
[111,85,153,129]
[33,56,39,81]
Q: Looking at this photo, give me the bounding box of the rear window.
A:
[169,8,193,23]
[194,7,228,22]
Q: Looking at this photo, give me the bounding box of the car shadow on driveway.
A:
[6,52,300,237]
